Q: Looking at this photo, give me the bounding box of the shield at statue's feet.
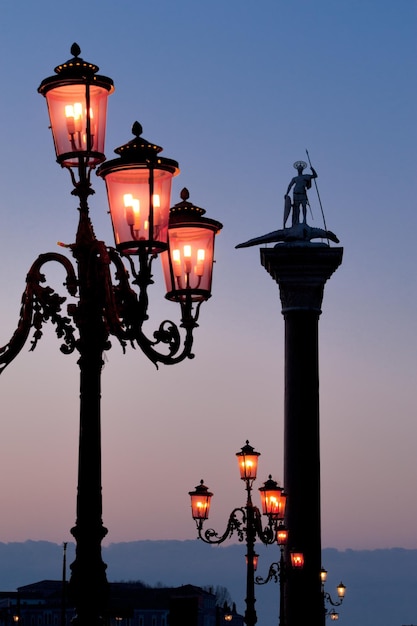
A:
[283,194,292,226]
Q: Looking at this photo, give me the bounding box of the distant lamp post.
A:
[255,523,303,626]
[189,441,286,626]
[218,602,239,624]
[1,44,222,626]
[327,609,339,621]
[321,568,346,620]
[223,603,233,622]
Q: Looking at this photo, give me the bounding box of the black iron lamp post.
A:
[0,44,222,626]
[255,525,304,626]
[320,568,346,621]
[189,441,286,626]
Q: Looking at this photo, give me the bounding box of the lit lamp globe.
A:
[189,480,213,522]
[245,552,259,571]
[258,475,286,521]
[276,524,289,546]
[38,43,114,168]
[290,551,305,569]
[337,582,346,600]
[97,122,179,255]
[236,441,260,482]
[162,188,223,303]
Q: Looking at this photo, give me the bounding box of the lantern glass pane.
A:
[260,489,285,519]
[190,493,211,520]
[237,452,259,480]
[104,167,173,255]
[45,83,109,166]
[276,526,288,546]
[162,226,215,301]
[290,552,304,569]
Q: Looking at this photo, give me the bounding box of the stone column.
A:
[261,244,343,626]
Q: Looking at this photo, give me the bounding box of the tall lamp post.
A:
[0,44,222,626]
[189,441,288,626]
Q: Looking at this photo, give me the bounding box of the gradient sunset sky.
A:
[0,0,415,552]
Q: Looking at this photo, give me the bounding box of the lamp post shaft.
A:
[69,205,109,626]
[278,550,285,626]
[244,490,257,626]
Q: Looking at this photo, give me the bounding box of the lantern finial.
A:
[132,121,143,138]
[70,43,81,57]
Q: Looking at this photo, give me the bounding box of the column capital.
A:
[261,245,343,314]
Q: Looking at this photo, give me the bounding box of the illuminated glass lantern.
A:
[276,524,288,546]
[290,551,304,569]
[236,441,260,482]
[38,43,114,168]
[162,188,223,303]
[188,480,213,521]
[97,122,179,255]
[258,475,286,520]
[337,582,346,600]
[245,552,259,571]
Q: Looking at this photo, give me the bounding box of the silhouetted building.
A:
[0,581,243,626]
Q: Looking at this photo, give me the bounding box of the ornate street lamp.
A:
[321,568,346,620]
[189,441,285,626]
[0,44,222,626]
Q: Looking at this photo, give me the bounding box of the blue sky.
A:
[0,1,415,552]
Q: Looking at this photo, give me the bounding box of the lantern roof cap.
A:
[54,43,100,77]
[114,121,165,159]
[237,440,260,457]
[171,188,206,217]
[38,43,114,95]
[169,188,223,233]
[259,475,282,491]
[97,122,179,177]
[189,479,213,497]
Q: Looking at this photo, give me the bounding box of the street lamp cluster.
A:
[0,44,222,626]
[190,443,347,625]
[320,568,346,621]
[189,441,303,626]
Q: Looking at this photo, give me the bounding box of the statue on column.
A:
[284,160,317,227]
[236,158,340,248]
